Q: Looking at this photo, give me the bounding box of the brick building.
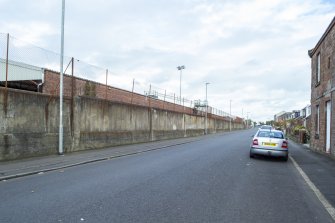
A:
[308,16,335,157]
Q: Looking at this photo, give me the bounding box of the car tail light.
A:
[282,140,288,149]
[252,139,258,146]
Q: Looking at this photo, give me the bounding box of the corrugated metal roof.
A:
[0,58,44,82]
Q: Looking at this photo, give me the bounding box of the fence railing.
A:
[0,33,239,120]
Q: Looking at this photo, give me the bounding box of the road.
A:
[0,128,333,223]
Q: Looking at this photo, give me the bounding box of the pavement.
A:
[0,136,203,181]
[1,134,335,211]
[288,140,335,210]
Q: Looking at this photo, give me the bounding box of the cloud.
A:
[0,0,334,122]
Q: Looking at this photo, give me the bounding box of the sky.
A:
[0,0,335,122]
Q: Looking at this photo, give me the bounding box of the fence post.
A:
[183,98,185,109]
[105,69,108,100]
[71,57,74,137]
[162,90,166,110]
[148,84,151,108]
[131,78,135,104]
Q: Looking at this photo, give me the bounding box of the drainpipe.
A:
[37,82,43,92]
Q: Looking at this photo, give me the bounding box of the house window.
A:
[316,53,321,84]
[315,105,320,138]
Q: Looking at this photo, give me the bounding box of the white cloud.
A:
[0,0,334,122]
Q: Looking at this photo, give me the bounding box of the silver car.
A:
[259,125,273,130]
[250,129,288,161]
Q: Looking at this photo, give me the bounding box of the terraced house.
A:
[308,16,335,157]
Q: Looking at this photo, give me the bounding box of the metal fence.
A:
[0,33,237,119]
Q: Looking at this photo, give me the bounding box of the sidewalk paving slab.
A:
[289,140,335,208]
[0,136,202,181]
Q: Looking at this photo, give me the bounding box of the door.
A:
[326,101,331,153]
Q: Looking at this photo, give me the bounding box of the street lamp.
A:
[205,82,210,134]
[59,0,65,155]
[229,100,232,131]
[177,65,185,104]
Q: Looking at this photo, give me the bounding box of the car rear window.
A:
[257,131,284,139]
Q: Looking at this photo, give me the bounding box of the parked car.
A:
[259,125,273,130]
[250,129,288,161]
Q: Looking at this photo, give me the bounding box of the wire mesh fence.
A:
[0,33,238,120]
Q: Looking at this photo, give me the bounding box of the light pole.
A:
[177,65,185,104]
[59,0,65,155]
[229,100,232,131]
[205,82,210,134]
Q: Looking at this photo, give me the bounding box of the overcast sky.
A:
[1,0,335,122]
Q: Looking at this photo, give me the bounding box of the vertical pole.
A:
[4,33,9,116]
[183,98,185,111]
[205,82,210,135]
[177,65,185,105]
[205,84,208,135]
[71,58,74,97]
[148,84,151,108]
[164,90,166,102]
[5,33,9,89]
[105,69,108,100]
[59,0,65,155]
[179,69,182,105]
[163,90,166,110]
[230,100,232,131]
[70,57,74,137]
[131,78,135,104]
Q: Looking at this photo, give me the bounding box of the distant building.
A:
[274,111,292,122]
[0,59,44,92]
[291,110,300,119]
[300,105,311,130]
[274,111,286,122]
[308,16,335,156]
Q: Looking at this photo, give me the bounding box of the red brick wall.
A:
[310,19,335,156]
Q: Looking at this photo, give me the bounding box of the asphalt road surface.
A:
[0,128,333,223]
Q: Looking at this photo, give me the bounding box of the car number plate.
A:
[263,142,276,146]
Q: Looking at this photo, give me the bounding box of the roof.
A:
[0,58,44,82]
[308,16,335,58]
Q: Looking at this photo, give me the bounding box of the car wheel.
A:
[283,155,288,162]
[250,151,254,158]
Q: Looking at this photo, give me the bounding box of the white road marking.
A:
[290,156,335,221]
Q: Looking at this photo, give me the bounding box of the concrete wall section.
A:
[77,97,152,151]
[0,89,72,160]
[0,88,245,161]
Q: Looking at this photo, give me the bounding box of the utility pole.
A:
[177,65,185,105]
[229,100,232,131]
[205,82,210,134]
[58,0,65,155]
